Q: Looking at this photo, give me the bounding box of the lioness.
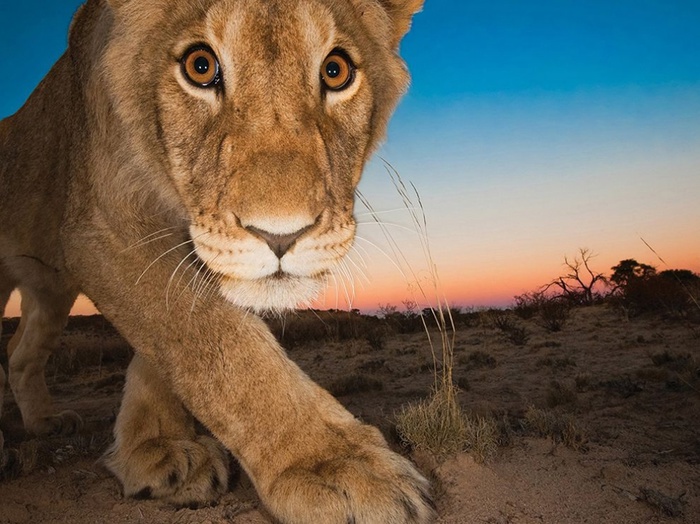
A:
[0,0,433,521]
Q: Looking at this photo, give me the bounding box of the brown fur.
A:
[0,0,432,521]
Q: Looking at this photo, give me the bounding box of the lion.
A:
[0,0,434,521]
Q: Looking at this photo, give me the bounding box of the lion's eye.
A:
[321,50,355,91]
[182,46,221,88]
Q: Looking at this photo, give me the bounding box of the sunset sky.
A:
[2,0,699,317]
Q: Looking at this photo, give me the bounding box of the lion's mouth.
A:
[187,220,349,312]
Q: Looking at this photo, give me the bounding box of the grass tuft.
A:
[328,373,383,397]
[524,406,588,451]
[363,163,507,462]
[395,385,498,462]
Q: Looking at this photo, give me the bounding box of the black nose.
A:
[246,224,314,258]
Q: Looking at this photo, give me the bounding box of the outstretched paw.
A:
[264,425,435,524]
[105,435,230,507]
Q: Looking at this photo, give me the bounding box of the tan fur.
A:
[0,0,432,521]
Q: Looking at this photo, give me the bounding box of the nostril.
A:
[246,224,314,259]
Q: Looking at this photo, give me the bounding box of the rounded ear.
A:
[379,0,425,48]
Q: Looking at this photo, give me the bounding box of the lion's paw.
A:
[265,426,435,524]
[27,409,83,436]
[105,435,230,508]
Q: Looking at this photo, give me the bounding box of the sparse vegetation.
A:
[460,350,497,370]
[546,380,578,408]
[524,406,587,451]
[484,310,530,345]
[3,289,699,521]
[513,247,699,327]
[327,373,384,396]
[538,297,570,332]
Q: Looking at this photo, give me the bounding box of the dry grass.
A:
[546,380,578,408]
[524,406,587,451]
[327,373,383,396]
[395,385,498,462]
[360,163,477,459]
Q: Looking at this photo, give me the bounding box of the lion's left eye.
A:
[181,46,221,88]
[321,50,355,91]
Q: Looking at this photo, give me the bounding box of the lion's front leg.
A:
[7,288,82,437]
[151,315,435,523]
[105,353,230,507]
[72,231,434,523]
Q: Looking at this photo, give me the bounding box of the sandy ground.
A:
[1,306,698,523]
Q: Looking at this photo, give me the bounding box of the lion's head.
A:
[84,0,422,312]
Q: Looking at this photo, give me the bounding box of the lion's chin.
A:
[218,273,324,314]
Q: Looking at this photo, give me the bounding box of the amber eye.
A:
[182,46,220,88]
[321,50,355,91]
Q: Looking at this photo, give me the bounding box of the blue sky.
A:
[2,1,700,314]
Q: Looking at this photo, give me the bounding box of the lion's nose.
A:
[246,224,314,259]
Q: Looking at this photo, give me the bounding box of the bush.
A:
[608,261,700,318]
[513,292,545,320]
[524,406,587,451]
[483,310,530,346]
[328,374,384,396]
[538,298,570,332]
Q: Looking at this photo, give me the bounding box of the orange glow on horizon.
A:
[3,257,698,319]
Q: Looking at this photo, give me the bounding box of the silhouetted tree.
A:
[610,259,656,291]
[609,259,700,317]
[544,248,608,306]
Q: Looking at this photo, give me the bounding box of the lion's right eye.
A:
[181,46,221,88]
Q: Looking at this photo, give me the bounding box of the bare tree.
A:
[544,248,608,305]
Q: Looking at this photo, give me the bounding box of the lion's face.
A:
[99,0,414,312]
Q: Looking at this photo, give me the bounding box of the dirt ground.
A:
[1,306,698,523]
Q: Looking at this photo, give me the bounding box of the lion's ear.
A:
[378,0,425,48]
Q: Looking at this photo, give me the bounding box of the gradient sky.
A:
[2,0,699,316]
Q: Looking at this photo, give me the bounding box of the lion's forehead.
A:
[205,1,337,53]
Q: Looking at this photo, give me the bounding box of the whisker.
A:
[344,251,370,285]
[171,244,214,307]
[328,268,342,310]
[354,207,419,217]
[353,235,407,280]
[166,248,199,310]
[189,260,211,314]
[121,226,179,253]
[174,253,204,297]
[350,240,373,265]
[356,220,419,235]
[339,260,357,308]
[200,267,222,304]
[135,233,206,286]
